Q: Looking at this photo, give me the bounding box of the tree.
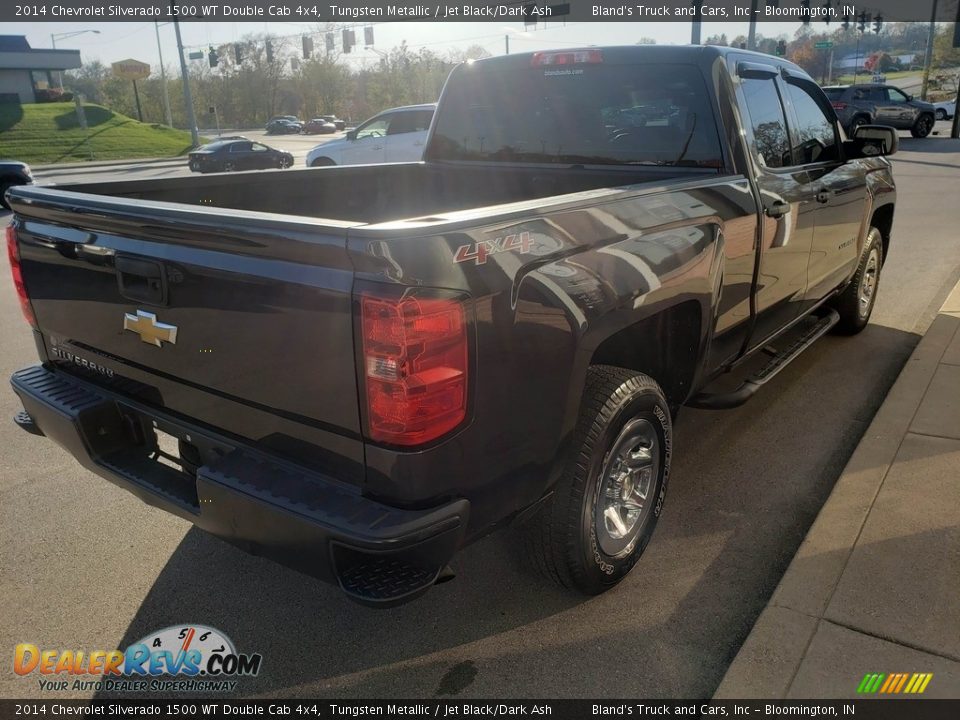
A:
[933,24,960,68]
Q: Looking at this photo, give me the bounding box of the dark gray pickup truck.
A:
[6,46,897,606]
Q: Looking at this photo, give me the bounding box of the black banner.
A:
[2,700,960,720]
[4,0,960,24]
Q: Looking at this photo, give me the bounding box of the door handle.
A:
[764,199,790,218]
[816,189,832,204]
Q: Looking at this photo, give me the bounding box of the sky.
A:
[6,19,815,71]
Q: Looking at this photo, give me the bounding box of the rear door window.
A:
[388,110,433,135]
[430,61,722,167]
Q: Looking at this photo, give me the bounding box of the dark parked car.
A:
[188,140,293,173]
[823,84,936,137]
[265,119,302,135]
[0,161,34,210]
[302,118,337,135]
[320,114,346,131]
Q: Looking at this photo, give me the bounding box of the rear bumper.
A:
[11,365,469,607]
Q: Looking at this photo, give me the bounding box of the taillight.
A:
[5,224,35,327]
[831,101,848,111]
[361,290,468,446]
[531,49,603,67]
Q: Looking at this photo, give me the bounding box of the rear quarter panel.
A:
[348,176,757,537]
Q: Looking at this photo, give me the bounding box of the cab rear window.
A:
[429,62,723,168]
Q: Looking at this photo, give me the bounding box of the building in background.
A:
[0,36,81,104]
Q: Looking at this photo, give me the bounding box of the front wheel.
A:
[524,366,671,595]
[911,114,934,138]
[310,157,336,167]
[833,227,883,335]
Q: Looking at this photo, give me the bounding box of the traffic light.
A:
[342,28,353,54]
[325,33,335,53]
[842,14,850,30]
[208,46,218,68]
[801,0,810,25]
[265,40,273,63]
[776,39,787,57]
[234,44,243,65]
[858,11,868,33]
[823,1,831,24]
[302,36,313,59]
[364,26,374,46]
[873,14,883,34]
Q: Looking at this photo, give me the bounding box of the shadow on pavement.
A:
[94,323,922,699]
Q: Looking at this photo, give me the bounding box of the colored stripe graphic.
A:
[858,672,933,694]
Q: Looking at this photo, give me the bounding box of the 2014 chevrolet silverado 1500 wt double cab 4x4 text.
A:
[6,47,897,607]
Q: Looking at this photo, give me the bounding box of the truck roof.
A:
[463,44,810,78]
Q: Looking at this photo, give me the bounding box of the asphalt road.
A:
[2,134,960,700]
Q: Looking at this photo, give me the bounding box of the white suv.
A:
[305,104,436,167]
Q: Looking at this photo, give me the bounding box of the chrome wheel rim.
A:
[595,418,660,557]
[859,246,880,318]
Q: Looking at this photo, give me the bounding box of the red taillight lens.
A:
[831,101,847,110]
[5,224,35,327]
[531,49,603,67]
[361,292,468,446]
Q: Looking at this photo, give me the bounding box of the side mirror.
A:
[346,130,357,141]
[848,124,898,157]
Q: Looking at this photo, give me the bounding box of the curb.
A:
[714,278,960,699]
[33,157,188,173]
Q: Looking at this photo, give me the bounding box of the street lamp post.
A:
[50,29,100,90]
[170,2,200,147]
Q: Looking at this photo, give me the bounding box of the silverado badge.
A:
[123,310,178,347]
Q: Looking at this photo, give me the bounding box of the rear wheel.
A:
[310,157,336,167]
[222,160,235,172]
[936,108,948,121]
[833,227,883,335]
[848,115,871,135]
[279,156,293,168]
[524,366,671,595]
[911,114,934,138]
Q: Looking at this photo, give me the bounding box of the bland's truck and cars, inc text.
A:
[6,46,896,607]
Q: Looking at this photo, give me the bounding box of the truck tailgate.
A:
[10,187,365,483]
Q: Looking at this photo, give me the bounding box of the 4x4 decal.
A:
[454,231,533,265]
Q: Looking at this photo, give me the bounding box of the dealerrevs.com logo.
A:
[14,625,262,693]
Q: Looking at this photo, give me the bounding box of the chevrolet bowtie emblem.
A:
[123,310,178,347]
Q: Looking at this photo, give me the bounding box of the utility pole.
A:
[171,2,199,147]
[747,0,760,51]
[921,0,939,101]
[691,1,703,45]
[155,21,173,127]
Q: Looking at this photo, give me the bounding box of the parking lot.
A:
[1,131,959,700]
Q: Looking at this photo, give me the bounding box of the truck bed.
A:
[47,162,718,225]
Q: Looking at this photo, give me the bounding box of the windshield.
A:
[821,88,846,99]
[429,61,722,168]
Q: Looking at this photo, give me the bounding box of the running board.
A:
[687,310,840,410]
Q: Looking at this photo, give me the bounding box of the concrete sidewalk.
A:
[715,280,960,699]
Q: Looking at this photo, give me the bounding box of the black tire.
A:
[0,180,14,210]
[278,156,292,169]
[936,109,948,121]
[524,366,672,595]
[310,157,336,167]
[833,227,883,335]
[222,161,235,172]
[848,115,870,135]
[911,114,934,138]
